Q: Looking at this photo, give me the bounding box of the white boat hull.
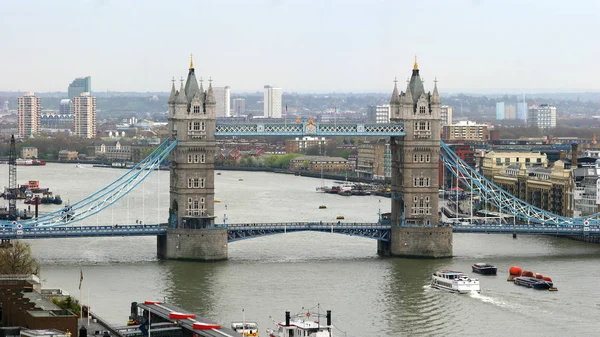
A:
[431,274,480,293]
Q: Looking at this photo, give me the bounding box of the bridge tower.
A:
[157,56,228,261]
[378,58,452,258]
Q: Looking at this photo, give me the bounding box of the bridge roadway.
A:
[1,222,598,240]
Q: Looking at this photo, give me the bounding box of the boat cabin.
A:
[275,320,332,337]
[434,271,468,280]
[231,322,258,336]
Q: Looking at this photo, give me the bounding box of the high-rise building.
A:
[495,102,505,120]
[68,76,92,99]
[504,104,516,120]
[17,92,41,138]
[264,85,282,118]
[527,104,556,129]
[2,100,8,113]
[517,102,528,120]
[367,105,391,123]
[72,92,96,138]
[213,86,230,117]
[232,98,246,116]
[440,105,453,126]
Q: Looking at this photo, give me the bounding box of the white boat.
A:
[267,307,335,337]
[231,321,258,336]
[431,270,480,293]
[75,164,84,168]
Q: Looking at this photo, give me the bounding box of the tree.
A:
[0,241,40,275]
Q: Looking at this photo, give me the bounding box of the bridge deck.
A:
[0,223,597,240]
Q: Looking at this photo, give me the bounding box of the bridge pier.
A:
[157,228,228,261]
[389,227,452,258]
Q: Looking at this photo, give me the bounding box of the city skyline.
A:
[1,0,599,93]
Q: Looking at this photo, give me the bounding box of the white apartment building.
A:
[72,92,96,139]
[264,85,282,118]
[17,92,41,138]
[527,104,557,129]
[367,105,391,123]
[213,86,231,117]
[440,105,453,126]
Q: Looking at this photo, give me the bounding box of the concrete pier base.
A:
[389,226,453,258]
[157,228,228,261]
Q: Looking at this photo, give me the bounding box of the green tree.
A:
[0,241,40,275]
[51,296,81,315]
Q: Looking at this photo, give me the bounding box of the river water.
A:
[3,163,600,337]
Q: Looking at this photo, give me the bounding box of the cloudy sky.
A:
[1,0,598,93]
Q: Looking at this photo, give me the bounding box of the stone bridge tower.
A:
[157,56,228,261]
[378,58,452,258]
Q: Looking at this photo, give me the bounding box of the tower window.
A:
[193,105,200,114]
[201,121,206,131]
[201,154,206,163]
[194,154,199,163]
[193,121,200,130]
[419,106,426,114]
[188,154,193,163]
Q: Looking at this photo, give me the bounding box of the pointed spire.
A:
[189,53,194,69]
[168,77,176,104]
[205,76,216,104]
[176,77,187,104]
[390,77,400,104]
[199,76,204,93]
[432,77,440,104]
[413,55,418,70]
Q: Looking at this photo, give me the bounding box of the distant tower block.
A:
[157,55,228,261]
[378,57,452,258]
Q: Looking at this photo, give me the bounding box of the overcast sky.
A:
[1,0,598,94]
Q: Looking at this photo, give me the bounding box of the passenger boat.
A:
[231,321,258,336]
[431,270,480,293]
[266,307,334,337]
[514,276,557,291]
[472,263,497,275]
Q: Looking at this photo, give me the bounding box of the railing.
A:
[227,222,390,230]
[0,224,166,239]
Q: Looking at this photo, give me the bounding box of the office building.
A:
[527,104,557,129]
[440,105,453,126]
[68,76,91,99]
[367,105,391,123]
[72,92,96,138]
[264,85,282,118]
[517,102,527,120]
[17,92,41,138]
[356,139,389,180]
[232,98,246,116]
[442,121,488,141]
[504,104,516,120]
[214,86,230,117]
[495,102,505,120]
[572,160,600,216]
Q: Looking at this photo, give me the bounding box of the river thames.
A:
[5,163,600,337]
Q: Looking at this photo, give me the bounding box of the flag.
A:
[79,270,83,290]
[139,318,149,335]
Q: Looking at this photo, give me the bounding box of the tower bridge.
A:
[3,57,600,258]
[156,56,453,261]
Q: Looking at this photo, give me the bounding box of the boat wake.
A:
[468,291,512,309]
